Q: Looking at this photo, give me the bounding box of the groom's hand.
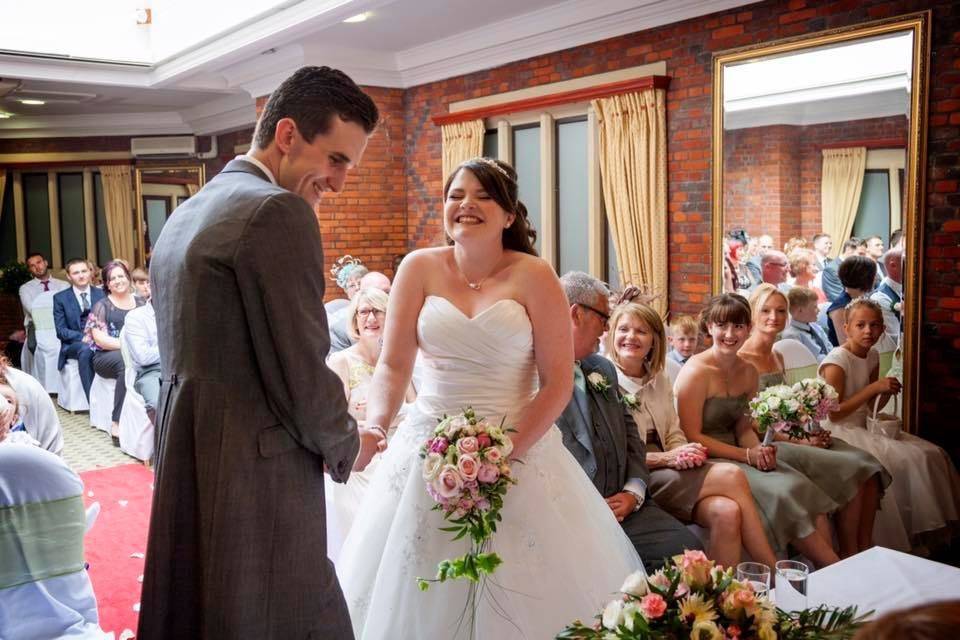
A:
[605,492,638,523]
[354,427,387,471]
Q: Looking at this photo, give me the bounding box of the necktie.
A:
[42,281,49,292]
[81,292,89,313]
[573,363,586,393]
[803,324,830,355]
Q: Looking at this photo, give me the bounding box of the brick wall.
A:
[724,115,908,248]
[399,0,960,447]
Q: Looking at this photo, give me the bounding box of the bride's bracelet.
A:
[744,447,752,466]
[368,425,388,439]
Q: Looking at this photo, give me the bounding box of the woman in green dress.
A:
[740,284,890,558]
[675,294,839,567]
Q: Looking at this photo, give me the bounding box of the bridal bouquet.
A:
[750,378,839,445]
[557,550,867,640]
[417,407,515,591]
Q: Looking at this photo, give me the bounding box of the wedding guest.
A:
[889,228,904,250]
[760,251,790,289]
[674,294,839,567]
[870,248,903,341]
[787,249,826,303]
[745,234,774,284]
[3,329,24,369]
[130,267,151,300]
[821,239,860,302]
[19,252,69,355]
[556,272,702,572]
[1,354,64,455]
[780,287,832,362]
[819,298,960,547]
[122,296,161,425]
[783,236,809,256]
[740,285,889,558]
[86,260,102,287]
[329,271,391,353]
[826,255,876,346]
[667,314,698,367]
[83,260,145,445]
[812,233,835,271]
[326,287,414,540]
[853,600,960,640]
[864,235,885,276]
[0,427,109,640]
[326,255,368,316]
[53,258,104,398]
[605,301,778,569]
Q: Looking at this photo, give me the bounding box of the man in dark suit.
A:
[556,272,703,572]
[821,238,860,302]
[139,67,385,640]
[53,258,104,398]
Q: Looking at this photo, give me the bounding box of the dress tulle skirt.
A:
[336,414,643,640]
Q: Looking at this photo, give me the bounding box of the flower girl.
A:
[819,298,960,545]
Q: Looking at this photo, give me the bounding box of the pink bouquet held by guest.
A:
[417,407,516,591]
[749,378,839,446]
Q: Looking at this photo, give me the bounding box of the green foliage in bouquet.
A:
[0,261,30,295]
[556,550,869,640]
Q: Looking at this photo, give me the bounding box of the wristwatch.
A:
[624,489,644,512]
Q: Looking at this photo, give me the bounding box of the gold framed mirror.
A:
[134,164,205,266]
[711,12,930,434]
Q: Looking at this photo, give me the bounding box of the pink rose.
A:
[477,463,500,484]
[429,437,449,454]
[457,454,480,481]
[680,549,713,589]
[458,497,475,511]
[435,465,464,499]
[457,436,480,455]
[475,497,491,511]
[477,434,492,449]
[484,447,502,463]
[639,593,667,620]
[733,589,756,609]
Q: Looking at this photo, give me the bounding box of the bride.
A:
[337,158,643,639]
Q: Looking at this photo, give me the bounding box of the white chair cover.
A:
[88,374,115,432]
[775,338,818,385]
[30,291,62,394]
[117,328,154,462]
[58,361,90,412]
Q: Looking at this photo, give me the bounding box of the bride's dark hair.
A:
[442,157,538,256]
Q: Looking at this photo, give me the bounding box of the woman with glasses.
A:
[326,288,415,548]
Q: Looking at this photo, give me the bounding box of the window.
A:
[58,173,86,263]
[556,117,589,275]
[143,195,170,255]
[512,124,542,254]
[483,129,498,159]
[0,178,15,264]
[23,173,52,259]
[852,148,905,246]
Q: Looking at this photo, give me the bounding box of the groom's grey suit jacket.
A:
[556,354,650,499]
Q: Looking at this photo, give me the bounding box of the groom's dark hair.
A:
[254,66,380,149]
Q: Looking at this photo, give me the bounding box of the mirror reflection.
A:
[720,31,911,363]
[135,166,204,264]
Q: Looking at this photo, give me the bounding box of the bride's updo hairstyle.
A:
[698,293,752,335]
[443,157,538,256]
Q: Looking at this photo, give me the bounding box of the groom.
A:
[557,272,703,572]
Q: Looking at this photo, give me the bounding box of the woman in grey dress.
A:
[675,294,840,567]
[605,301,777,569]
[741,284,890,558]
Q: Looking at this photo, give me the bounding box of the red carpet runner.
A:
[81,463,154,637]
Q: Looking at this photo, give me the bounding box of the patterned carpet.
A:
[58,405,141,472]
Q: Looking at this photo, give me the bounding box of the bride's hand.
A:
[354,427,387,471]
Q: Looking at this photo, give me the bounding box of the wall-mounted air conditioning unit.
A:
[131,136,196,158]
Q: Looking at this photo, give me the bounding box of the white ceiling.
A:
[0,0,754,139]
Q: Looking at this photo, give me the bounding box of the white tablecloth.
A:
[786,547,960,617]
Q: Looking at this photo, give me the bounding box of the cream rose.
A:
[457,454,480,482]
[620,570,649,597]
[435,464,464,499]
[422,452,444,481]
[601,599,625,630]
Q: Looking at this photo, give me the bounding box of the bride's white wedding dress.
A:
[337,295,643,639]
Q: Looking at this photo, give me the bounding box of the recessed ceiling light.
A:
[0,112,11,119]
[343,12,368,23]
[19,99,45,105]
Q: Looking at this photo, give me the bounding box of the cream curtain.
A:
[592,89,668,315]
[821,147,866,258]
[441,120,485,181]
[98,165,135,263]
